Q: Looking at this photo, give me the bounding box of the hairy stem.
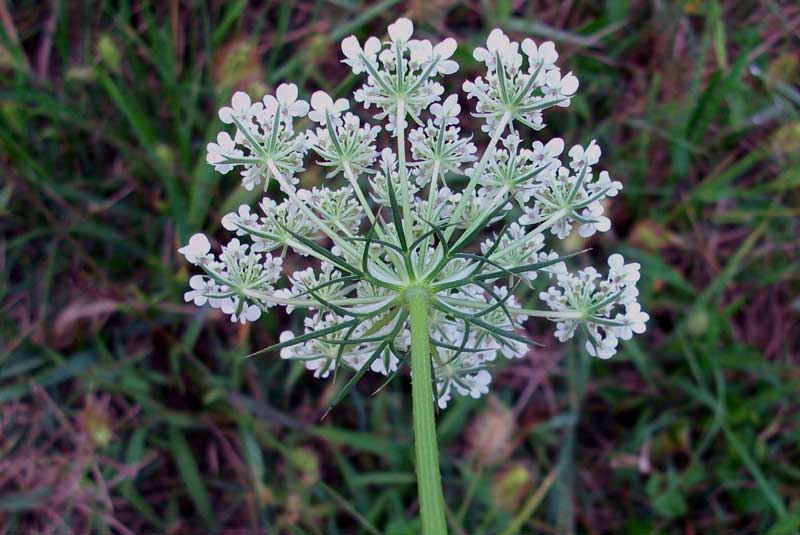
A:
[407,287,448,535]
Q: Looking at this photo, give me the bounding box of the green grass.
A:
[1,1,799,533]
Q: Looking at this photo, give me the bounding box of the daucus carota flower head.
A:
[208,84,309,192]
[181,18,648,410]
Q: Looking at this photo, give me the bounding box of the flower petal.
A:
[388,17,413,43]
[276,83,298,104]
[231,91,251,112]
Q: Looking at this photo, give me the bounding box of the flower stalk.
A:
[407,287,448,535]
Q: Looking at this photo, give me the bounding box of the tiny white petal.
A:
[435,38,457,59]
[560,73,579,95]
[388,18,413,43]
[341,35,361,59]
[276,83,298,104]
[231,91,251,111]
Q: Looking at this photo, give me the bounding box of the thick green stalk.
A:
[406,287,448,535]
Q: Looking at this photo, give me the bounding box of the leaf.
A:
[168,427,216,529]
[500,466,560,535]
[766,508,800,535]
[0,488,52,512]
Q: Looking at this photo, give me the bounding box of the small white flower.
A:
[577,202,611,238]
[308,91,350,125]
[206,132,242,174]
[521,39,558,70]
[593,170,623,197]
[222,298,262,324]
[388,17,414,44]
[568,140,601,170]
[221,204,258,234]
[430,94,461,126]
[410,38,458,74]
[218,91,262,124]
[543,70,580,105]
[184,275,216,306]
[272,83,310,117]
[531,138,564,166]
[585,329,618,359]
[179,233,211,265]
[473,29,518,70]
[608,253,640,285]
[409,39,434,65]
[616,303,649,340]
[456,369,492,398]
[341,35,381,74]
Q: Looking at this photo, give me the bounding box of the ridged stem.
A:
[406,287,448,535]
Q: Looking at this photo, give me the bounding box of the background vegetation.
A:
[2,1,799,533]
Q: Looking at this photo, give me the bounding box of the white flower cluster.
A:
[540,254,648,358]
[345,18,456,131]
[181,19,648,409]
[206,85,309,192]
[464,29,578,132]
[179,234,283,324]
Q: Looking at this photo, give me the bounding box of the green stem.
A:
[342,161,378,227]
[438,296,583,319]
[417,159,442,271]
[266,159,357,257]
[445,111,511,241]
[406,287,448,535]
[396,100,413,238]
[492,208,566,260]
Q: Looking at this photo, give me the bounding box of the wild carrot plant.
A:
[180,18,648,533]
